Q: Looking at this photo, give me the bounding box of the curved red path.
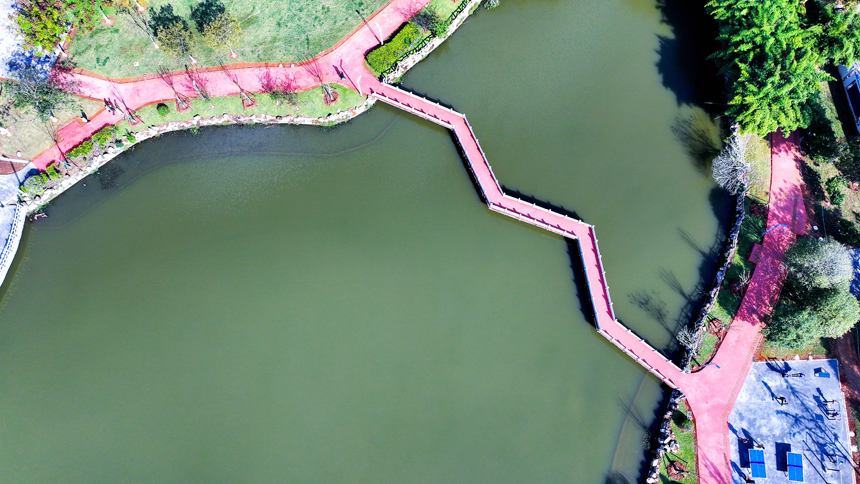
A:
[26,0,434,171]
[684,131,805,483]
[19,4,807,481]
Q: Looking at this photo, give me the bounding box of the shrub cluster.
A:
[21,163,62,195]
[15,0,102,54]
[68,139,94,158]
[411,10,448,37]
[825,175,847,206]
[835,218,860,247]
[366,23,421,73]
[766,237,859,349]
[91,125,117,145]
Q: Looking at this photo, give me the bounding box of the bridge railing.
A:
[370,91,455,129]
[588,229,615,321]
[488,202,579,240]
[374,81,689,385]
[461,115,504,195]
[597,326,682,388]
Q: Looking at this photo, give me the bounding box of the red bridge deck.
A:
[368,81,689,391]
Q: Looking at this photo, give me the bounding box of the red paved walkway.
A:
[26,0,434,171]
[683,131,805,483]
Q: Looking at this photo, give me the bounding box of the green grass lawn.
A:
[759,339,828,359]
[660,402,697,484]
[67,0,389,78]
[698,331,720,363]
[747,135,770,203]
[120,85,365,133]
[422,0,465,19]
[0,97,103,159]
[707,198,766,324]
[819,81,846,141]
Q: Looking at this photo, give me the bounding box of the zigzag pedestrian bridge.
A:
[367,80,690,391]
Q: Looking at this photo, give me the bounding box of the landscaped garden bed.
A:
[659,401,697,484]
[706,198,766,324]
[63,0,390,78]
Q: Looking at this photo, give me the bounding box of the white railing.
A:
[461,115,504,195]
[375,80,691,387]
[599,330,680,389]
[589,228,615,321]
[370,92,455,129]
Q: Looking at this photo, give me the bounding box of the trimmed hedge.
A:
[92,125,117,145]
[45,163,61,179]
[366,23,422,73]
[68,139,94,158]
[826,175,847,206]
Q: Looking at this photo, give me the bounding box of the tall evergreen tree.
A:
[816,5,860,66]
[706,0,830,135]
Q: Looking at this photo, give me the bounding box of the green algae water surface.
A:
[0,0,724,482]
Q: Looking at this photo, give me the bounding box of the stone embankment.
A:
[20,100,375,214]
[644,191,746,484]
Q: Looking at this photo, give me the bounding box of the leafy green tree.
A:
[768,287,860,348]
[767,305,823,349]
[156,21,196,62]
[149,4,185,37]
[2,66,77,121]
[767,237,859,348]
[201,12,241,57]
[784,237,853,289]
[15,3,66,54]
[815,4,860,65]
[190,0,225,32]
[706,0,830,135]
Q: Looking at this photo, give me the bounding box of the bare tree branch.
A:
[712,126,751,195]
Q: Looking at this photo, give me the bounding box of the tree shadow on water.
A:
[604,472,631,484]
[565,238,598,327]
[655,0,722,113]
[672,112,723,174]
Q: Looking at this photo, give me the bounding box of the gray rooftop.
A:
[729,359,854,484]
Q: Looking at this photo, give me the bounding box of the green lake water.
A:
[0,0,724,482]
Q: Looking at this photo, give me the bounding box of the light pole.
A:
[355,8,383,46]
[700,363,720,369]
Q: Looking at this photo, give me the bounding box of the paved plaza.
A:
[729,359,854,484]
